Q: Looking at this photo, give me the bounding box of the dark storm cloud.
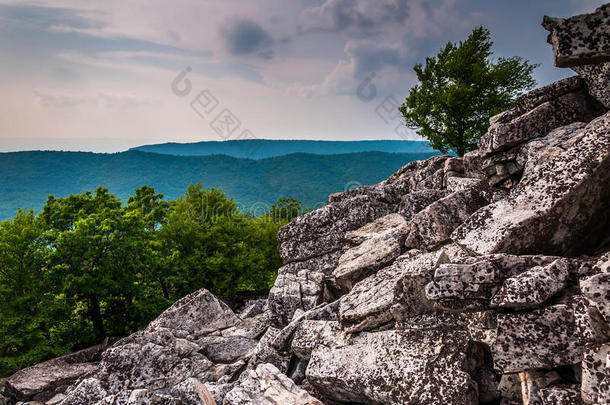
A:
[345,41,408,78]
[299,0,411,36]
[219,17,274,59]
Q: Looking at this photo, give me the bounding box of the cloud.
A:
[219,17,274,59]
[299,0,410,36]
[345,40,409,78]
[34,89,158,109]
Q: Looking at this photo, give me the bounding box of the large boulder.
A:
[491,296,595,373]
[453,111,610,256]
[146,288,241,338]
[224,363,323,405]
[404,180,495,250]
[4,345,105,402]
[332,214,408,290]
[305,329,484,405]
[542,4,610,68]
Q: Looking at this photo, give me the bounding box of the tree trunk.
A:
[88,296,105,339]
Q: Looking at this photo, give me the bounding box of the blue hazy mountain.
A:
[130,139,434,158]
[0,150,439,220]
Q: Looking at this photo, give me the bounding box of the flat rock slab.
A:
[453,111,610,257]
[543,4,610,68]
[404,181,493,251]
[306,329,481,405]
[224,363,323,405]
[146,288,241,338]
[333,219,407,290]
[491,259,570,309]
[5,360,98,402]
[492,297,594,373]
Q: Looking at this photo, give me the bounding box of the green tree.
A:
[0,210,59,375]
[270,198,303,223]
[399,27,537,156]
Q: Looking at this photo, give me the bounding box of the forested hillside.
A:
[0,150,437,219]
[130,139,434,158]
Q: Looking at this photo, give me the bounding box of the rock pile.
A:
[3,4,610,405]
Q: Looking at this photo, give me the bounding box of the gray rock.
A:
[221,311,270,339]
[247,327,291,374]
[539,385,583,405]
[454,111,610,256]
[146,288,241,338]
[581,342,610,404]
[277,194,393,264]
[397,189,449,220]
[542,4,610,68]
[268,251,341,327]
[574,62,610,109]
[492,296,595,372]
[518,370,563,405]
[404,180,494,250]
[196,335,258,364]
[491,259,570,309]
[306,329,483,405]
[5,357,98,402]
[223,363,323,405]
[333,215,407,290]
[479,80,602,157]
[426,254,558,311]
[171,378,216,405]
[463,150,485,179]
[291,321,350,360]
[580,272,610,324]
[59,378,106,405]
[270,301,340,353]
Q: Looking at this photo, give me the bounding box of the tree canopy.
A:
[0,185,291,376]
[399,27,538,156]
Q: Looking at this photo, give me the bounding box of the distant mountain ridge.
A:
[130,139,434,158]
[0,150,439,220]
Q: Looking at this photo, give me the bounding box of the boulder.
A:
[478,77,603,157]
[306,329,483,405]
[453,111,610,256]
[492,297,595,372]
[542,4,610,68]
[581,343,610,404]
[171,378,216,405]
[196,335,258,364]
[491,259,570,309]
[332,215,408,290]
[404,180,494,250]
[338,264,403,333]
[223,363,323,405]
[426,254,558,311]
[573,62,610,109]
[4,356,98,402]
[247,327,291,374]
[267,269,325,327]
[277,194,393,263]
[539,385,583,405]
[580,272,610,324]
[59,378,107,405]
[291,321,350,360]
[146,288,241,338]
[397,189,449,220]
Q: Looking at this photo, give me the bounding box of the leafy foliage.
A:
[0,185,286,376]
[399,27,538,156]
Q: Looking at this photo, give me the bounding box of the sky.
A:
[0,0,605,152]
